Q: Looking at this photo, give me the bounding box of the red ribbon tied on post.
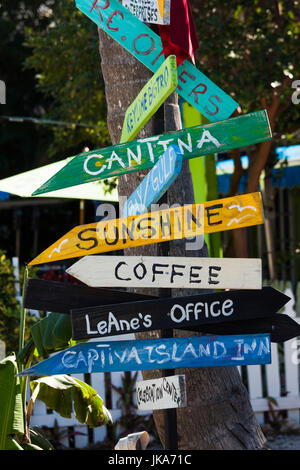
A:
[158,0,199,66]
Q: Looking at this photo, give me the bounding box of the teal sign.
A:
[75,0,239,122]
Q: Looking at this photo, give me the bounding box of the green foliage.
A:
[24,0,110,158]
[0,354,24,450]
[0,251,38,355]
[0,251,22,354]
[190,0,299,142]
[30,312,73,358]
[29,375,112,428]
[0,256,112,449]
[0,0,55,176]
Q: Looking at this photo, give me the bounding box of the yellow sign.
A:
[29,192,264,266]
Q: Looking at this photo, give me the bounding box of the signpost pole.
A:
[159,92,179,450]
[161,328,178,450]
[159,224,178,450]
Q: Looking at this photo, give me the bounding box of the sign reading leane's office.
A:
[67,255,262,290]
[121,55,177,143]
[70,286,290,340]
[122,0,170,25]
[18,334,272,377]
[136,375,187,411]
[32,110,271,196]
[28,192,264,266]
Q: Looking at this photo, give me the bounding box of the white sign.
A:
[136,375,187,411]
[67,255,262,290]
[122,0,170,25]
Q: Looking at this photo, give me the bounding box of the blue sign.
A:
[18,334,271,376]
[123,144,183,217]
[75,0,239,122]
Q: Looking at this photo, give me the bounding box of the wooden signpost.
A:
[28,192,264,266]
[23,278,155,314]
[75,0,238,122]
[17,333,272,377]
[66,255,262,289]
[70,286,290,340]
[120,56,177,143]
[187,314,300,344]
[32,110,271,195]
[123,145,183,217]
[11,0,284,453]
[121,0,171,25]
[136,375,187,411]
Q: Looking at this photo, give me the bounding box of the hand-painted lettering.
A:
[206,204,223,226]
[169,298,235,323]
[208,265,221,285]
[76,228,98,250]
[107,9,123,30]
[188,83,207,103]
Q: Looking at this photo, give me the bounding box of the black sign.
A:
[185,314,300,343]
[70,286,291,340]
[24,278,155,314]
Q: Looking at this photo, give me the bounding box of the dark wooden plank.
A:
[70,286,290,340]
[24,278,155,314]
[183,314,300,343]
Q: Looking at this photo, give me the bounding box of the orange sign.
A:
[28,192,264,266]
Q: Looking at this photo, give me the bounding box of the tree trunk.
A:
[97,27,267,450]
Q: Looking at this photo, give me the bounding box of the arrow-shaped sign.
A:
[66,255,262,290]
[75,0,238,122]
[23,278,155,314]
[70,287,290,340]
[183,314,300,344]
[18,334,271,376]
[120,55,178,143]
[123,144,183,217]
[31,110,271,196]
[28,192,264,266]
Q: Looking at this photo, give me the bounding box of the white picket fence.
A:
[29,281,300,449]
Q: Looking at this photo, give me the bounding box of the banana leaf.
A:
[0,354,24,450]
[29,375,112,428]
[30,313,73,357]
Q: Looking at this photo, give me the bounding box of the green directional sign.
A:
[120,55,177,143]
[32,110,271,196]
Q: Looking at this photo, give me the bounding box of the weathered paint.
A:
[75,0,238,121]
[67,255,262,289]
[70,287,290,340]
[136,375,186,411]
[121,0,171,25]
[123,145,183,217]
[32,110,271,196]
[121,56,177,143]
[18,334,272,376]
[28,192,264,266]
